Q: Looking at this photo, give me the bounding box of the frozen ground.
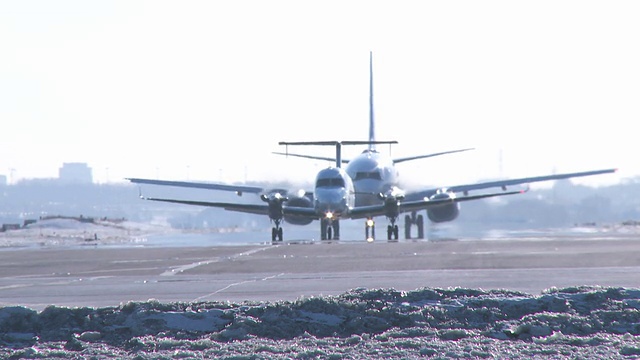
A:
[0,218,166,249]
[2,286,640,359]
[3,220,640,358]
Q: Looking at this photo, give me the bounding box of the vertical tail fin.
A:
[368,51,376,151]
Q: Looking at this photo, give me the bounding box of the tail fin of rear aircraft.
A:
[368,51,376,151]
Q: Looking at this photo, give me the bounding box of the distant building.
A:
[0,175,6,186]
[58,163,93,184]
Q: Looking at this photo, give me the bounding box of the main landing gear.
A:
[387,223,399,241]
[321,219,340,240]
[364,212,425,242]
[271,220,283,242]
[404,211,425,239]
[364,218,399,242]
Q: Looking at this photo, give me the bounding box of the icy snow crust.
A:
[3,286,640,358]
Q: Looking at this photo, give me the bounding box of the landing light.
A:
[366,219,374,227]
[366,237,374,243]
[325,212,334,219]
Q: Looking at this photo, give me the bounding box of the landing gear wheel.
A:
[416,215,424,239]
[327,226,333,240]
[387,225,399,241]
[271,227,283,242]
[320,219,328,240]
[404,215,412,239]
[332,220,340,240]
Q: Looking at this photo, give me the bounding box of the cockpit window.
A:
[316,177,346,187]
[354,171,382,180]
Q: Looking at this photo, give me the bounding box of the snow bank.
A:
[2,286,640,358]
[0,219,168,248]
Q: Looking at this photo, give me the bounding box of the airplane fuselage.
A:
[313,167,356,219]
[345,149,399,207]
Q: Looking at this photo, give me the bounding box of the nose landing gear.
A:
[321,219,340,240]
[365,218,375,242]
[271,220,284,242]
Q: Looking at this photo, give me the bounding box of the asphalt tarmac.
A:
[2,234,640,311]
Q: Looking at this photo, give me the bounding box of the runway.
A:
[2,232,640,311]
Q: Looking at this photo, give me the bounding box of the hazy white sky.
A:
[1,1,638,188]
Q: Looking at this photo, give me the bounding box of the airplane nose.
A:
[353,179,384,206]
[315,192,348,215]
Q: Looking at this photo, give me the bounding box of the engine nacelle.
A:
[426,191,460,223]
[283,195,314,225]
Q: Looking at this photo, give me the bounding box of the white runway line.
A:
[160,246,276,276]
[192,273,286,302]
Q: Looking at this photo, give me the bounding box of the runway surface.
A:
[2,229,640,311]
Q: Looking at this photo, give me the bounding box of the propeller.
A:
[260,192,289,204]
[377,186,406,202]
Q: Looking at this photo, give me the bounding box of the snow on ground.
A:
[2,286,640,358]
[0,219,172,249]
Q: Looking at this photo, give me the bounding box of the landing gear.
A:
[366,218,399,242]
[404,212,425,239]
[271,221,283,242]
[404,215,411,239]
[387,224,399,241]
[262,192,287,243]
[365,218,375,242]
[321,219,340,240]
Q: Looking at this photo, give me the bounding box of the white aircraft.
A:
[128,53,617,242]
[129,139,526,242]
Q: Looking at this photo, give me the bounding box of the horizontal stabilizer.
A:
[278,140,398,146]
[272,152,350,164]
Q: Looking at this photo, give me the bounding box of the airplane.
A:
[127,52,617,242]
[267,52,618,239]
[130,140,527,242]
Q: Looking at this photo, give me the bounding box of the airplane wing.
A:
[127,178,264,194]
[348,188,527,219]
[392,148,475,164]
[403,168,617,201]
[142,196,319,218]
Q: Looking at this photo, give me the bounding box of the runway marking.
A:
[0,284,31,290]
[192,273,286,302]
[160,246,276,276]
